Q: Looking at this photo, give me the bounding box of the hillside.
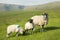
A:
[0,3,25,11]
[0,1,60,11]
[24,1,60,11]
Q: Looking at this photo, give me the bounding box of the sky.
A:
[0,0,60,6]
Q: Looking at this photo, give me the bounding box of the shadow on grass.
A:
[45,26,60,31]
[7,26,60,38]
[34,26,60,33]
[10,33,31,38]
[18,33,31,36]
[21,26,60,36]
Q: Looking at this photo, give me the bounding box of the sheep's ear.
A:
[28,19,33,23]
[29,19,33,23]
[42,12,44,15]
[42,12,47,15]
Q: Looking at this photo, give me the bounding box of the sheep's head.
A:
[22,30,25,35]
[42,13,48,18]
[19,27,25,35]
[42,13,48,25]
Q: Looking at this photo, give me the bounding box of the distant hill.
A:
[0,1,60,11]
[24,1,60,11]
[0,3,25,11]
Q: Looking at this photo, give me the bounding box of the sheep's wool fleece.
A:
[31,15,46,25]
[7,25,20,33]
[25,22,33,30]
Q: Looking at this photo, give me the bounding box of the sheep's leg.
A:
[32,25,35,31]
[6,33,10,38]
[16,32,18,37]
[33,23,35,31]
[31,28,34,34]
[42,25,44,31]
[30,29,33,34]
[25,29,28,32]
[16,29,19,37]
[33,28,35,31]
[40,25,44,32]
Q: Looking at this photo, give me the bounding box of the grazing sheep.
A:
[30,13,48,32]
[25,19,34,34]
[6,24,25,37]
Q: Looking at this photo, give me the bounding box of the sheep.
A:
[6,24,25,37]
[30,13,48,32]
[25,19,34,34]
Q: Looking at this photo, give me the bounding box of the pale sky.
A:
[0,0,60,6]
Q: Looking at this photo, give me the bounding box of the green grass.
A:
[0,10,60,40]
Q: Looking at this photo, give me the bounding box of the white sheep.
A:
[25,19,34,34]
[30,13,48,32]
[6,24,25,37]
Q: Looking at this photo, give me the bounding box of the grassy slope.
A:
[0,10,60,40]
[24,1,60,11]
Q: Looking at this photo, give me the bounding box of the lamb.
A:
[6,24,25,37]
[30,13,48,32]
[25,19,34,34]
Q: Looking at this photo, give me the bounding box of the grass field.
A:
[0,10,60,40]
